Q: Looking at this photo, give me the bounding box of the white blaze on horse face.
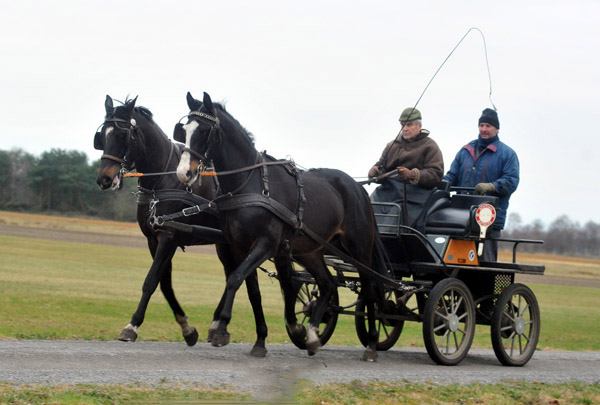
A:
[176,120,200,184]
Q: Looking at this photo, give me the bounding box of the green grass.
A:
[1,234,599,350]
[1,381,599,404]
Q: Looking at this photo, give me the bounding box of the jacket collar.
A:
[464,136,499,160]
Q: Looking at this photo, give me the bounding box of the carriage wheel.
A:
[491,283,540,366]
[423,278,476,366]
[354,291,404,351]
[285,280,339,350]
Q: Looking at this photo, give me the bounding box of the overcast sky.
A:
[1,0,598,226]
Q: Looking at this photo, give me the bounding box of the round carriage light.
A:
[476,204,496,256]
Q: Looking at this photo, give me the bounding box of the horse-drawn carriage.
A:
[95,92,544,367]
[286,184,544,366]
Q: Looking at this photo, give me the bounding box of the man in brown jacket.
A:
[368,107,444,227]
[368,107,444,187]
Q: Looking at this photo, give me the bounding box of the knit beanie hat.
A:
[478,108,500,129]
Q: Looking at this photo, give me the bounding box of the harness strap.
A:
[210,159,294,177]
[217,193,406,291]
[137,187,218,225]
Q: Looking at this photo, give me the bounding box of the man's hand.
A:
[368,165,381,178]
[474,182,496,195]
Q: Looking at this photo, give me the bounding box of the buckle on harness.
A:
[182,206,200,216]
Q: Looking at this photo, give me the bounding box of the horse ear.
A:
[186,92,195,110]
[125,96,138,115]
[105,95,113,115]
[203,92,214,113]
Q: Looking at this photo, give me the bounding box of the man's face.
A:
[479,123,499,138]
[401,120,422,140]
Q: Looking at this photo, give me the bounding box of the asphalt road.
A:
[1,340,599,401]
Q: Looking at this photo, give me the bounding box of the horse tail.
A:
[371,226,393,304]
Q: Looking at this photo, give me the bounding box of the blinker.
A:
[93,130,104,150]
[173,123,186,143]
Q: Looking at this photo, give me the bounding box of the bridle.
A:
[178,110,221,164]
[96,115,138,171]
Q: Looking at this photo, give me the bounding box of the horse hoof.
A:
[207,328,215,343]
[211,333,230,347]
[118,328,138,342]
[289,324,307,341]
[306,340,321,356]
[184,327,199,346]
[362,348,378,362]
[250,346,267,358]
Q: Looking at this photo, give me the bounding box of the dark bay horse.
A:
[94,95,268,356]
[175,92,389,361]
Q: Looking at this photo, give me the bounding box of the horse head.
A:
[94,95,140,190]
[175,92,221,186]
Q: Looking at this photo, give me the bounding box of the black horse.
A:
[175,92,390,361]
[94,95,268,357]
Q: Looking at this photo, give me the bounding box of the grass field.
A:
[1,210,599,351]
[1,211,599,403]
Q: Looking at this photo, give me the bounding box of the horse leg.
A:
[212,241,272,348]
[119,233,178,342]
[274,255,306,344]
[296,254,336,356]
[213,243,268,357]
[159,265,199,346]
[362,280,379,362]
[208,286,227,343]
[244,269,268,357]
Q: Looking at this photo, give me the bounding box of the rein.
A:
[123,158,294,179]
[357,169,399,185]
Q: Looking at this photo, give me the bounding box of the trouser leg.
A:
[481,228,501,262]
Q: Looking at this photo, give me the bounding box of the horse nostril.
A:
[186,170,193,180]
[97,176,112,189]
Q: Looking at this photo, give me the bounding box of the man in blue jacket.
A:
[443,108,520,261]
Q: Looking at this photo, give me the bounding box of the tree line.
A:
[1,148,598,257]
[503,213,600,258]
[0,148,137,221]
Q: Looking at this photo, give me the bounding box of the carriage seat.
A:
[424,194,499,236]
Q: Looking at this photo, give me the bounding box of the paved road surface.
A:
[0,340,598,401]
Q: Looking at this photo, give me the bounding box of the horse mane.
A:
[134,106,153,121]
[213,103,255,145]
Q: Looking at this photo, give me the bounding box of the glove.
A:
[368,165,381,178]
[397,166,419,183]
[397,166,411,180]
[474,183,495,195]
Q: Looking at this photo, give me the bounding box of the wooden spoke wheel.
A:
[423,278,476,366]
[491,283,540,366]
[285,279,339,350]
